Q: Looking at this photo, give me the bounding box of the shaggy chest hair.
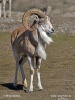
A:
[36,27,53,60]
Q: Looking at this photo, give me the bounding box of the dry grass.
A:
[0,32,75,100]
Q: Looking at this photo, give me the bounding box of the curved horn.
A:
[22,8,45,31]
[45,6,51,16]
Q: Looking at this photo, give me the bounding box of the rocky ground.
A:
[0,11,23,32]
[0,0,75,34]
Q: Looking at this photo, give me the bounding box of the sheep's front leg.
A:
[36,57,43,90]
[27,56,34,92]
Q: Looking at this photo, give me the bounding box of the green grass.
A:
[0,32,75,100]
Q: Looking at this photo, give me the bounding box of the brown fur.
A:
[11,25,38,57]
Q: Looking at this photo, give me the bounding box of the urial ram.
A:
[11,6,54,92]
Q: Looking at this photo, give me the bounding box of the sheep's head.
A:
[38,16,54,36]
[22,6,54,32]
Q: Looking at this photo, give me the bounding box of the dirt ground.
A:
[0,33,75,100]
[0,0,75,100]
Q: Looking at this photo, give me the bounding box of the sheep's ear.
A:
[46,6,51,16]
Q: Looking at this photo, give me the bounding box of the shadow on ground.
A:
[0,83,23,91]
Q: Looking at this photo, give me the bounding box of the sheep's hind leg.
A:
[19,57,28,92]
[14,60,19,87]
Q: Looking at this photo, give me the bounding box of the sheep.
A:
[11,6,54,92]
[0,0,12,18]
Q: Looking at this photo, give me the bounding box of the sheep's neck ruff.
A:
[36,27,53,60]
[36,41,47,60]
[38,27,53,45]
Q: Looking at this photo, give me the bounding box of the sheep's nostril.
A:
[51,28,54,32]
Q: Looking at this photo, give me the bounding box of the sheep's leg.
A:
[36,57,43,90]
[3,0,6,18]
[19,57,28,90]
[14,60,19,87]
[27,56,34,92]
[12,48,19,87]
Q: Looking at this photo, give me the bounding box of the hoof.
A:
[23,86,29,93]
[29,88,33,92]
[38,86,43,90]
[24,89,29,93]
[39,88,43,91]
